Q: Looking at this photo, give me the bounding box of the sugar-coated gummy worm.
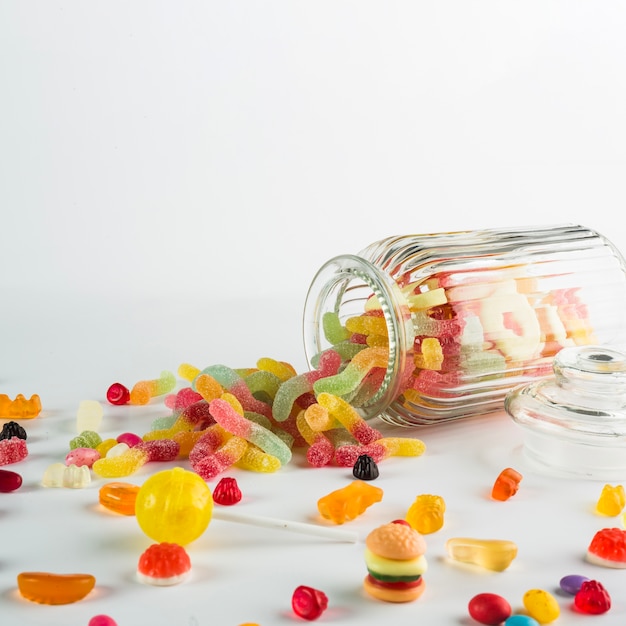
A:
[130,371,176,405]
[17,572,96,605]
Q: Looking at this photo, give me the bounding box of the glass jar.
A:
[302,224,626,426]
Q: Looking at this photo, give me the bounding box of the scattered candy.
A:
[0,468,22,492]
[405,494,445,534]
[363,521,427,603]
[116,431,142,447]
[0,420,27,440]
[106,382,130,405]
[137,542,191,586]
[16,571,96,605]
[0,436,28,465]
[468,593,512,625]
[317,480,383,524]
[352,454,379,480]
[504,617,539,626]
[292,585,329,620]
[491,467,523,501]
[559,574,590,595]
[587,527,626,568]
[595,484,626,516]
[445,537,518,571]
[99,482,141,516]
[135,467,213,545]
[88,616,118,626]
[76,400,103,433]
[522,589,560,624]
[213,476,242,505]
[65,447,100,468]
[0,393,41,418]
[573,579,611,615]
[42,462,91,488]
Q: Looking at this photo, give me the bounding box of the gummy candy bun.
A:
[365,522,426,560]
[363,574,425,603]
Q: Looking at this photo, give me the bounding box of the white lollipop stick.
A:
[212,508,358,543]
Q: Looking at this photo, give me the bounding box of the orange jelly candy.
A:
[491,467,523,501]
[17,572,96,604]
[99,481,140,516]
[317,480,383,524]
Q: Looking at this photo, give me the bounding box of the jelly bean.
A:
[137,542,191,586]
[212,476,242,505]
[89,616,118,626]
[595,484,626,516]
[317,480,383,524]
[130,370,176,405]
[522,589,560,623]
[291,585,329,621]
[504,617,539,626]
[116,431,143,447]
[0,436,28,465]
[106,382,130,405]
[468,593,512,625]
[574,580,611,615]
[445,537,518,571]
[0,468,22,492]
[76,400,103,433]
[95,437,118,457]
[587,527,626,568]
[559,574,590,595]
[406,494,446,534]
[353,454,379,480]
[491,467,523,501]
[99,482,141,515]
[0,420,27,440]
[135,467,213,545]
[65,447,100,468]
[17,571,96,604]
[0,393,42,418]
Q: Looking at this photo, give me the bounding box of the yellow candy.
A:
[596,484,626,516]
[445,537,518,571]
[135,467,213,545]
[406,494,445,534]
[523,588,560,623]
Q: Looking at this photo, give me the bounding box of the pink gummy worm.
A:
[229,380,273,419]
[190,435,248,480]
[209,399,292,465]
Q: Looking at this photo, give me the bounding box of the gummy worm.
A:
[209,398,292,466]
[316,392,383,445]
[130,371,176,405]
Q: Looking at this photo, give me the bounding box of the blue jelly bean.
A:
[505,616,540,626]
[559,574,590,595]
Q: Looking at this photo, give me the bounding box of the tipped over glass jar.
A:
[303,224,626,426]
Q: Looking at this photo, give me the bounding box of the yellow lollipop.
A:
[135,467,213,545]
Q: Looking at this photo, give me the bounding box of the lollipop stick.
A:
[212,508,358,543]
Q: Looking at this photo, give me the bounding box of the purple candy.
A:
[560,574,590,595]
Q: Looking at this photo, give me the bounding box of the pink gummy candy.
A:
[65,447,101,468]
[0,437,28,465]
[136,439,180,462]
[292,585,329,621]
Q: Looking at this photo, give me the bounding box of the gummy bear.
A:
[317,480,383,524]
[595,484,626,516]
[491,467,523,501]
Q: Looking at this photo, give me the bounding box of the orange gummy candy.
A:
[0,393,42,419]
[17,572,96,605]
[317,480,383,524]
[491,467,523,501]
[99,481,140,516]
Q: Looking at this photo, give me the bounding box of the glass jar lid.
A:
[504,345,626,480]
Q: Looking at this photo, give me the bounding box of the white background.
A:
[2,2,626,625]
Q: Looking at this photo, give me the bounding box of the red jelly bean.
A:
[106,383,130,406]
[574,580,611,615]
[0,468,23,492]
[212,476,242,506]
[468,592,512,625]
[292,585,328,621]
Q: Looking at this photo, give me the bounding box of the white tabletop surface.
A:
[3,2,626,624]
[2,288,626,625]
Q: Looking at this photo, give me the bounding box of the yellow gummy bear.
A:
[595,484,626,516]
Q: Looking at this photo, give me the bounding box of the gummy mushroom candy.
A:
[363,520,427,602]
[586,527,626,568]
[137,542,192,586]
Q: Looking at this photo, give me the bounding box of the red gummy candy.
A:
[106,383,130,406]
[292,585,328,621]
[212,476,242,505]
[137,542,191,584]
[587,527,626,567]
[0,437,28,466]
[136,439,180,462]
[574,580,611,615]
